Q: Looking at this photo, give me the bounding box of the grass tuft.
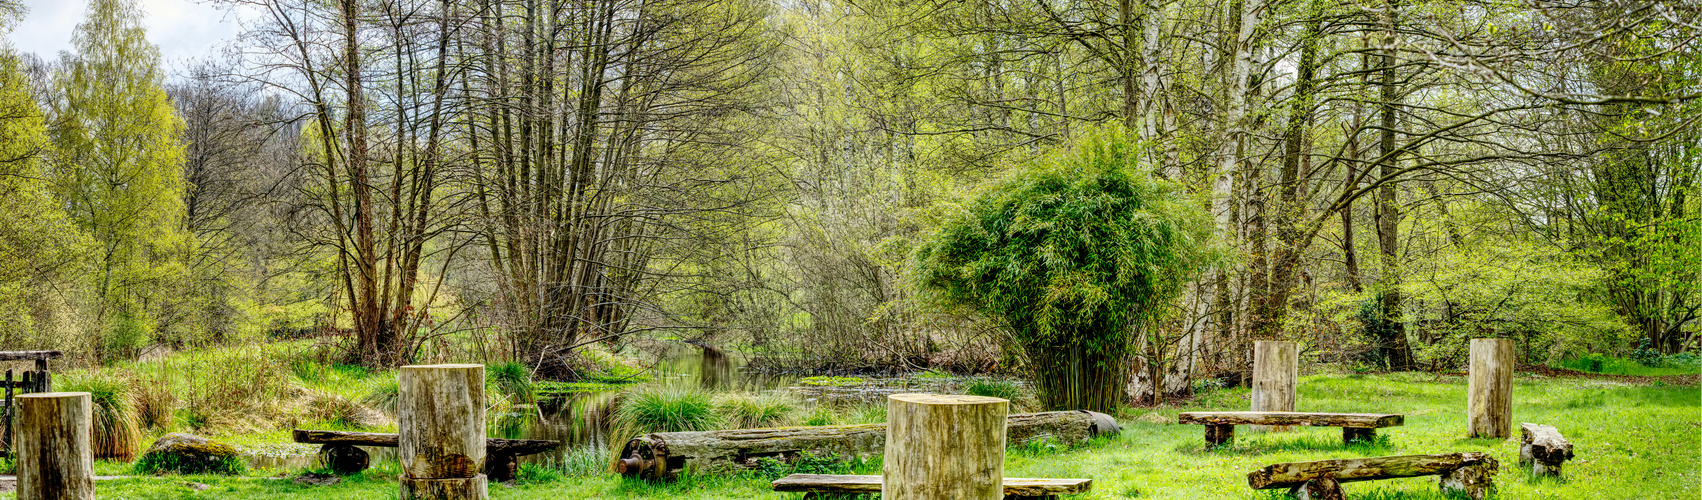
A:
[58,370,142,460]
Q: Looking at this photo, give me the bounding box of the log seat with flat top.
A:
[771,474,1091,499]
[292,429,558,481]
[1518,423,1574,478]
[1247,452,1498,500]
[1177,412,1402,447]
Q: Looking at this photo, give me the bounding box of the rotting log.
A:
[883,393,1006,500]
[1250,341,1298,433]
[18,392,94,500]
[398,364,487,500]
[1468,338,1513,439]
[295,430,558,482]
[1247,452,1496,490]
[1440,458,1498,499]
[1519,423,1574,478]
[616,410,1119,480]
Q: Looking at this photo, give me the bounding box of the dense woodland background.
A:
[0,0,1695,405]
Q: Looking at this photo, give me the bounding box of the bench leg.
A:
[1342,427,1376,445]
[1289,477,1344,500]
[320,444,370,475]
[1439,459,1499,499]
[1205,424,1234,447]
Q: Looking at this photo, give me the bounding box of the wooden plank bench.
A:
[773,474,1091,499]
[292,429,558,482]
[1177,411,1402,447]
[1247,452,1498,500]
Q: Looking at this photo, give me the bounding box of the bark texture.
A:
[882,394,1007,500]
[1250,341,1298,432]
[1290,477,1343,500]
[398,364,486,500]
[399,476,488,500]
[18,392,93,500]
[1518,423,1574,477]
[1246,452,1495,489]
[1467,339,1513,439]
[616,411,1116,479]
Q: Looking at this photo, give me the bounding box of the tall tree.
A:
[46,0,188,359]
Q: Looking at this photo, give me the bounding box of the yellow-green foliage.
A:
[48,0,190,360]
[0,46,93,353]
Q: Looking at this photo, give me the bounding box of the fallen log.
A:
[617,410,1119,480]
[292,429,558,482]
[1247,452,1495,490]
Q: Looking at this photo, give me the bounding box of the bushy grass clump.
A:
[616,386,720,433]
[58,370,141,460]
[716,393,799,429]
[962,378,1022,401]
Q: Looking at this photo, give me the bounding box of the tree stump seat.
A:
[292,429,559,482]
[771,474,1092,499]
[1246,452,1499,500]
[1518,423,1574,478]
[1177,411,1403,447]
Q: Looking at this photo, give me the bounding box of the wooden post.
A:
[1467,338,1513,439]
[17,392,94,500]
[883,394,1007,500]
[1250,341,1298,432]
[398,364,487,500]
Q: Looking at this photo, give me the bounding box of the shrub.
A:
[616,386,719,433]
[914,127,1213,412]
[58,370,141,460]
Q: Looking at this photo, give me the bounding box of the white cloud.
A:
[10,0,246,75]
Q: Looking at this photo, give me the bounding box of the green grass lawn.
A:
[26,371,1700,500]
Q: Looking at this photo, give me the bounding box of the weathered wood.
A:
[771,474,1092,498]
[399,475,488,500]
[17,392,94,500]
[1290,477,1343,500]
[1247,452,1496,490]
[1204,424,1234,447]
[1178,412,1403,428]
[1440,459,1498,499]
[1250,341,1298,432]
[0,352,63,362]
[320,444,370,476]
[884,393,1006,500]
[1468,338,1513,439]
[398,364,486,480]
[1519,423,1574,477]
[293,429,559,455]
[616,410,1116,479]
[1342,427,1376,445]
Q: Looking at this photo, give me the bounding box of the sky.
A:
[11,0,248,74]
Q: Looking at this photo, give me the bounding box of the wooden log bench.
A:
[772,474,1091,499]
[1247,452,1499,500]
[293,429,559,482]
[1519,423,1574,478]
[1177,411,1402,447]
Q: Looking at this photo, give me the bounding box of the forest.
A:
[0,0,1695,498]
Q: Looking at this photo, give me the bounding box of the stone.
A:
[137,433,245,475]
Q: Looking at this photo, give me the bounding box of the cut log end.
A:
[1439,458,1498,500]
[1290,477,1344,500]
